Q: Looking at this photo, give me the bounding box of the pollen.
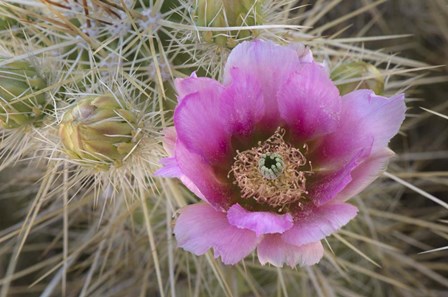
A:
[229,128,310,208]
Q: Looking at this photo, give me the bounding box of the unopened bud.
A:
[0,59,48,129]
[331,61,384,95]
[195,0,263,48]
[59,95,141,168]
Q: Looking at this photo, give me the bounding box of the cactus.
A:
[59,95,141,169]
[331,61,384,95]
[195,0,263,48]
[0,59,49,129]
[0,1,446,297]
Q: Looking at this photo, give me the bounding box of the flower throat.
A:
[229,128,310,210]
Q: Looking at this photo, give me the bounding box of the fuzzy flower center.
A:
[229,128,310,210]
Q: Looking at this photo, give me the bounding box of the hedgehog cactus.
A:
[59,95,141,168]
[195,0,263,47]
[0,1,446,297]
[0,59,49,129]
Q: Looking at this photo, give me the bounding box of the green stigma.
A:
[258,153,285,180]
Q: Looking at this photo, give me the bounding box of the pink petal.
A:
[175,141,232,208]
[287,43,314,63]
[317,90,405,166]
[278,62,341,140]
[174,80,231,163]
[162,127,177,155]
[258,235,324,267]
[174,203,258,265]
[154,157,181,177]
[179,175,206,200]
[344,92,405,152]
[308,149,367,206]
[223,40,303,125]
[174,72,217,101]
[220,68,265,136]
[282,203,358,246]
[336,148,394,201]
[227,204,294,236]
[154,157,206,200]
[158,127,205,200]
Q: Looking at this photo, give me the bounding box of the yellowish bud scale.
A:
[59,95,142,169]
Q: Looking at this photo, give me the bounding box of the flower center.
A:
[258,153,285,179]
[229,128,310,210]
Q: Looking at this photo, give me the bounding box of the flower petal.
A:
[154,157,181,178]
[175,72,216,101]
[175,141,232,208]
[174,80,231,163]
[258,235,324,267]
[317,90,405,166]
[227,204,294,236]
[154,157,206,200]
[282,203,358,246]
[179,175,206,200]
[174,203,258,265]
[224,39,303,125]
[287,43,314,63]
[220,68,265,136]
[278,62,341,140]
[309,149,367,206]
[343,91,405,152]
[162,127,177,155]
[336,148,394,201]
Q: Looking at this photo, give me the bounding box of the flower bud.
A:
[59,95,141,168]
[195,0,263,48]
[331,61,384,95]
[0,59,48,129]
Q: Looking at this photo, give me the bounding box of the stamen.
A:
[229,128,311,209]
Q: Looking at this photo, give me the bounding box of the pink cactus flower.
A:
[156,40,406,267]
